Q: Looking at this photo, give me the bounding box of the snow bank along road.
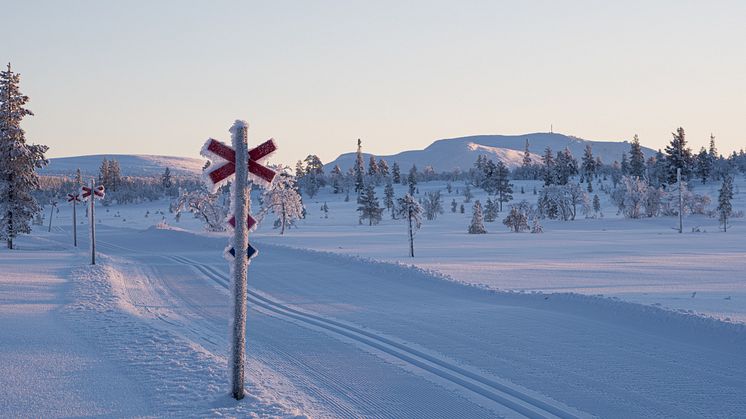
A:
[5,224,746,418]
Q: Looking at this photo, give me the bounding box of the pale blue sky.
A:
[4,1,745,164]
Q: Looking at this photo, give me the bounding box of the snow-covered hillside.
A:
[41,154,204,177]
[326,133,657,172]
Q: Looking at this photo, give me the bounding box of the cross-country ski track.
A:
[5,224,746,418]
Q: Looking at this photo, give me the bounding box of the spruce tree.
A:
[620,153,630,176]
[392,162,401,184]
[0,64,48,249]
[542,146,555,185]
[495,160,513,211]
[451,198,457,213]
[162,167,173,189]
[468,200,487,234]
[358,184,383,226]
[407,165,418,195]
[484,198,497,222]
[384,180,396,219]
[629,134,646,178]
[581,144,596,179]
[717,176,734,232]
[664,127,693,184]
[354,139,365,193]
[377,158,390,180]
[331,164,343,193]
[695,147,712,184]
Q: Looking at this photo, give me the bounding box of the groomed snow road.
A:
[36,225,746,417]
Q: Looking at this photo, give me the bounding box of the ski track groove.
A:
[166,254,582,419]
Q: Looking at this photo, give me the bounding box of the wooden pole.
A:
[47,203,55,232]
[231,121,249,400]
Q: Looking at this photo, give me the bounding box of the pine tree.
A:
[354,139,365,193]
[629,134,646,178]
[331,164,343,193]
[407,165,418,195]
[468,200,487,234]
[74,168,83,189]
[592,194,602,217]
[451,198,457,213]
[484,198,497,222]
[717,176,734,232]
[581,144,596,179]
[460,204,465,214]
[554,148,578,185]
[620,153,630,176]
[377,158,390,180]
[0,63,48,249]
[358,184,383,226]
[368,155,379,180]
[99,158,110,188]
[664,127,693,184]
[397,194,422,257]
[392,162,401,184]
[522,139,532,168]
[495,160,512,211]
[695,147,712,184]
[162,167,173,189]
[384,180,396,219]
[109,159,121,191]
[542,146,555,185]
[463,184,472,203]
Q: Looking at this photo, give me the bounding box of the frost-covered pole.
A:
[231,121,249,400]
[72,198,77,247]
[677,168,682,234]
[90,179,96,264]
[408,209,414,257]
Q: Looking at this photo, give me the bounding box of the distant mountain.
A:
[325,133,656,173]
[41,154,203,178]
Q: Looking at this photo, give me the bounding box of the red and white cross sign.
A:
[201,138,277,189]
[67,193,81,202]
[82,185,105,200]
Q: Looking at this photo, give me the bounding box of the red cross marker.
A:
[67,193,81,203]
[82,185,105,199]
[201,138,278,188]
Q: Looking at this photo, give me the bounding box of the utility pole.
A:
[90,179,97,263]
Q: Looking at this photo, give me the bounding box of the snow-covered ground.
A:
[3,176,745,417]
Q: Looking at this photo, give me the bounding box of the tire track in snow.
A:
[168,254,587,419]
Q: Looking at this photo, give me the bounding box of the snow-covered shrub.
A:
[537,184,587,221]
[503,206,529,232]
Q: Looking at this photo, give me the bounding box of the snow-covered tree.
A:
[451,198,457,213]
[503,206,529,232]
[422,191,443,221]
[463,184,472,203]
[330,164,343,194]
[554,148,578,185]
[162,167,173,189]
[468,200,487,234]
[0,63,48,249]
[263,169,305,234]
[694,147,713,184]
[392,162,401,184]
[174,188,228,231]
[484,197,498,222]
[358,184,383,226]
[717,175,734,232]
[530,217,543,233]
[384,180,396,219]
[537,183,587,221]
[495,160,512,211]
[542,146,555,185]
[629,134,646,178]
[407,165,418,195]
[367,155,379,184]
[354,139,365,193]
[396,193,422,257]
[581,144,596,179]
[377,158,390,180]
[592,194,602,218]
[664,127,693,183]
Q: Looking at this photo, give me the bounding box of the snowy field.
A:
[2,176,746,417]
